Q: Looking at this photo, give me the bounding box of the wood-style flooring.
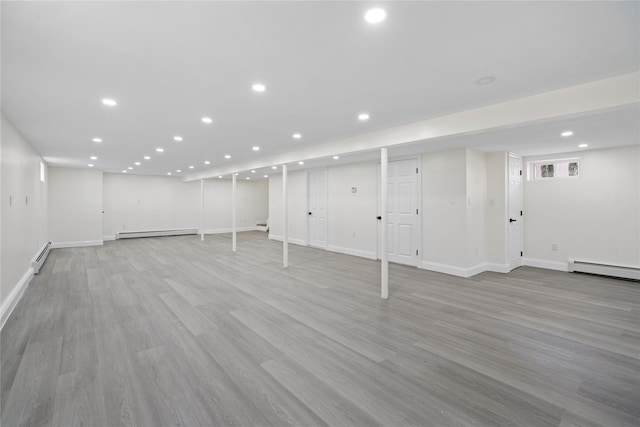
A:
[2,232,639,426]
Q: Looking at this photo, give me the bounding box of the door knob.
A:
[376,216,382,220]
[308,212,312,215]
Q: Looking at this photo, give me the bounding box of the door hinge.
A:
[416,168,418,174]
[416,250,419,256]
[520,251,523,257]
[520,210,523,216]
[416,208,419,214]
[519,170,522,176]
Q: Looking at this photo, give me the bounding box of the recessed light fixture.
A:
[264,175,268,178]
[358,113,370,121]
[156,148,164,153]
[189,166,194,169]
[90,156,97,160]
[578,143,588,148]
[134,162,141,166]
[167,172,172,175]
[225,155,231,159]
[293,133,302,139]
[246,177,250,180]
[204,161,210,165]
[561,131,574,137]
[252,146,260,151]
[218,175,223,179]
[102,98,117,106]
[174,136,183,142]
[365,8,387,24]
[92,138,102,143]
[88,164,94,167]
[176,169,182,173]
[122,170,127,173]
[252,83,266,92]
[298,161,304,165]
[144,156,151,160]
[272,166,277,170]
[234,173,239,176]
[251,170,256,173]
[474,76,496,86]
[201,117,213,124]
[128,167,133,170]
[333,155,340,160]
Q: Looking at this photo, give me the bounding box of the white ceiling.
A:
[2,1,639,178]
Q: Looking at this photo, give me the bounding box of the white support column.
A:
[200,179,204,241]
[381,147,389,299]
[283,164,288,268]
[232,174,237,252]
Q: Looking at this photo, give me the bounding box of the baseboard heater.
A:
[116,229,198,239]
[568,259,640,281]
[32,242,52,274]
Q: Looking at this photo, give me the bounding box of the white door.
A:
[378,159,419,266]
[508,154,523,270]
[308,168,327,248]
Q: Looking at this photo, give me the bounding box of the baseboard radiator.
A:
[568,259,640,281]
[32,242,52,274]
[116,229,198,239]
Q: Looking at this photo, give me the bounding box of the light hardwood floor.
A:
[2,232,639,426]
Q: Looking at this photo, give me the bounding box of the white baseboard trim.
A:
[327,245,376,260]
[205,226,259,234]
[419,261,479,278]
[523,257,568,272]
[1,267,34,331]
[484,263,511,274]
[102,235,116,241]
[268,234,307,246]
[51,240,104,249]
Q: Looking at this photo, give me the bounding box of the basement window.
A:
[529,158,579,180]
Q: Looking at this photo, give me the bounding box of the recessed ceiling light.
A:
[252,83,266,92]
[365,8,387,24]
[252,146,260,151]
[134,162,141,166]
[204,161,210,165]
[358,113,370,121]
[176,169,182,173]
[102,98,117,106]
[235,173,239,176]
[474,76,496,85]
[225,155,231,159]
[128,167,133,170]
[561,131,574,137]
[167,172,172,175]
[298,161,304,165]
[272,166,277,170]
[88,164,94,167]
[218,175,223,179]
[90,156,97,160]
[333,155,340,160]
[264,175,268,178]
[293,133,302,139]
[144,156,151,160]
[201,117,213,124]
[92,138,102,143]
[189,166,194,169]
[246,177,250,180]
[122,170,127,173]
[251,170,256,173]
[174,136,183,142]
[578,143,588,148]
[156,148,164,153]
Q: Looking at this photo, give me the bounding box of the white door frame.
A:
[306,167,328,248]
[375,155,422,266]
[508,153,524,270]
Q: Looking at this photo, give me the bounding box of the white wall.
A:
[1,114,48,322]
[485,152,509,268]
[103,173,268,238]
[466,149,486,269]
[524,145,640,269]
[268,170,307,244]
[48,168,104,246]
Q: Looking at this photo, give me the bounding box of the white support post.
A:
[381,147,389,299]
[283,164,288,268]
[200,179,204,241]
[232,173,237,252]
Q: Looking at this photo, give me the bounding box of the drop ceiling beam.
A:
[184,73,639,182]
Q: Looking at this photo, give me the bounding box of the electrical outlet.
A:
[551,243,558,251]
[352,231,356,238]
